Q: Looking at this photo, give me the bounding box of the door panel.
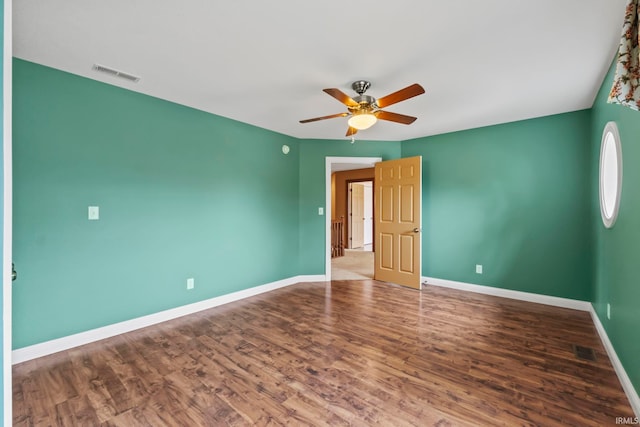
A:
[380,233,394,269]
[400,234,414,273]
[374,156,422,289]
[380,186,393,221]
[400,184,414,222]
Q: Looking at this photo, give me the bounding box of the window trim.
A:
[599,121,623,229]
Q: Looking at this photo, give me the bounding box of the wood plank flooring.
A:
[13,281,635,426]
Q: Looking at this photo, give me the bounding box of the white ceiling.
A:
[13,0,626,142]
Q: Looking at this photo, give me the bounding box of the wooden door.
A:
[374,156,422,289]
[350,183,365,249]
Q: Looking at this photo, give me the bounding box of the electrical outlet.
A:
[607,303,611,320]
[187,278,195,290]
[318,207,324,216]
[475,264,483,274]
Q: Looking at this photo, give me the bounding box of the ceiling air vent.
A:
[92,64,140,83]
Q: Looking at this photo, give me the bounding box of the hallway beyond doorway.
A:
[331,249,374,280]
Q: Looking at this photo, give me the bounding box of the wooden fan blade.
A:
[346,126,358,136]
[376,84,425,108]
[299,112,349,123]
[375,110,417,125]
[323,88,359,108]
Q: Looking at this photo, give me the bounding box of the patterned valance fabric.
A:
[608,0,640,110]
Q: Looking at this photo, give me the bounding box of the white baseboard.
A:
[296,274,327,283]
[12,274,327,364]
[423,275,639,417]
[423,276,592,311]
[589,306,640,417]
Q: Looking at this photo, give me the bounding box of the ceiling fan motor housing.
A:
[350,94,377,112]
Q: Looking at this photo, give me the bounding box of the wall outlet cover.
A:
[475,264,483,274]
[88,206,99,220]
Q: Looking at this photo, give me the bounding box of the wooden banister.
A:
[331,219,345,258]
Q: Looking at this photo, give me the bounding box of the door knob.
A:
[413,228,421,233]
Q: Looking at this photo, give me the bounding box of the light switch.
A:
[318,207,324,216]
[88,206,99,220]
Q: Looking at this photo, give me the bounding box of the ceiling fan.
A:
[299,80,425,137]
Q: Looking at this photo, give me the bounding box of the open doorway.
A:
[332,180,374,280]
[347,181,373,251]
[325,157,380,281]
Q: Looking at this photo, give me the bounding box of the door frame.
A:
[3,0,12,421]
[325,157,381,280]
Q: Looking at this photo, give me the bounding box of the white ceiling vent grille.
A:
[92,64,140,83]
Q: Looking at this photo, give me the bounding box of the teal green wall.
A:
[11,53,639,402]
[591,63,640,397]
[298,139,401,274]
[402,111,593,300]
[12,59,300,348]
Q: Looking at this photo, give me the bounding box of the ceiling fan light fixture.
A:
[299,81,424,136]
[348,111,377,130]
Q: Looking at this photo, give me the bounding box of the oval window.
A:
[599,122,623,228]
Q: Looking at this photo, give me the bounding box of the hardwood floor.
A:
[13,281,635,426]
